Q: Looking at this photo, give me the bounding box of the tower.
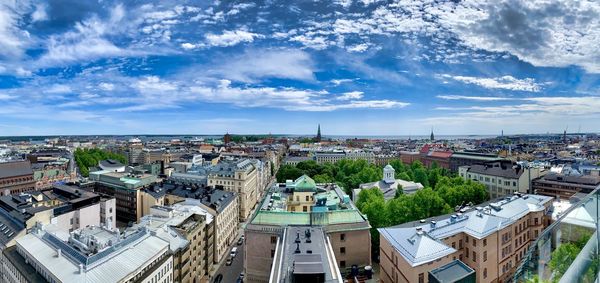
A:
[383,164,395,184]
[315,124,322,142]
[430,127,435,141]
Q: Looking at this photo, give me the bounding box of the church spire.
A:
[430,127,434,141]
[316,124,322,142]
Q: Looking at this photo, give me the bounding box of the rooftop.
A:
[379,194,552,267]
[144,179,236,213]
[0,160,33,179]
[429,260,475,283]
[462,161,525,179]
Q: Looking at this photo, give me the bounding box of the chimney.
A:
[56,249,61,258]
[294,243,301,254]
[430,220,436,228]
[79,264,84,274]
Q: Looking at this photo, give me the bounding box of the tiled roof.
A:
[428,151,453,159]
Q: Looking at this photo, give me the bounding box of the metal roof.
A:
[0,160,33,179]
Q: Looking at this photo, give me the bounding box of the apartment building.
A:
[532,172,600,199]
[0,161,36,196]
[89,170,158,224]
[245,175,372,283]
[3,226,173,283]
[27,149,76,189]
[379,194,553,283]
[459,161,546,199]
[208,159,258,221]
[138,203,214,283]
[145,180,239,264]
[449,152,503,173]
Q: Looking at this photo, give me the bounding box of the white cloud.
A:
[0,2,32,59]
[436,95,512,101]
[99,82,115,91]
[181,42,202,50]
[31,3,48,22]
[337,91,364,100]
[208,49,315,82]
[331,79,355,86]
[205,30,263,47]
[45,84,72,94]
[442,75,542,92]
[347,43,369,53]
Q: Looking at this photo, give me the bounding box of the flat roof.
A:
[429,260,474,283]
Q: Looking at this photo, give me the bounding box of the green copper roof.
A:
[250,210,367,226]
[294,175,317,192]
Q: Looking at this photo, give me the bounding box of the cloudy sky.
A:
[0,0,599,136]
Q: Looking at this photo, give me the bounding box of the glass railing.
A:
[515,187,599,283]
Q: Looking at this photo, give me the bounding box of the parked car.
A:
[226,257,232,266]
[230,247,238,257]
[213,274,223,283]
[237,237,244,245]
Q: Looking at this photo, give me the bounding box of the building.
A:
[0,161,36,196]
[354,164,424,200]
[27,149,76,189]
[532,172,600,199]
[207,159,259,221]
[4,226,173,283]
[421,150,453,169]
[245,175,372,283]
[138,203,214,283]
[313,151,375,164]
[89,170,158,224]
[428,260,476,283]
[379,194,552,283]
[449,152,503,173]
[283,156,312,166]
[269,226,343,283]
[127,138,144,165]
[459,161,547,199]
[145,180,239,264]
[399,151,421,166]
[316,124,322,142]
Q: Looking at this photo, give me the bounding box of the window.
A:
[466,247,469,257]
[340,234,346,241]
[271,236,277,244]
[466,236,469,244]
[302,206,308,212]
[452,242,456,248]
[473,251,476,262]
[483,251,487,262]
[340,247,346,254]
[473,239,476,247]
[340,261,346,268]
[483,239,487,246]
[459,239,463,249]
[271,249,275,258]
[534,217,539,225]
[484,268,488,278]
[418,273,424,283]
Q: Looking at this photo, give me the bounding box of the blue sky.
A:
[0,0,599,136]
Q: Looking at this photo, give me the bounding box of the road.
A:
[213,239,244,283]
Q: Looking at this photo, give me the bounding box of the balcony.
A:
[514,187,599,283]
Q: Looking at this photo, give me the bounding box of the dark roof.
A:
[429,260,474,283]
[465,161,524,179]
[0,161,33,179]
[2,246,47,282]
[146,180,236,213]
[0,209,24,246]
[537,173,600,186]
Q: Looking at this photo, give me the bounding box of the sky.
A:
[0,0,599,136]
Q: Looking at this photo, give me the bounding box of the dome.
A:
[384,164,395,171]
[294,175,317,192]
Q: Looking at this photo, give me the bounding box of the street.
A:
[213,235,245,283]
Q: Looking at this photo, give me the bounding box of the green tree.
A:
[74,148,127,177]
[549,243,580,279]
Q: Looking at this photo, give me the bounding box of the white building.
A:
[354,164,424,200]
[5,226,173,283]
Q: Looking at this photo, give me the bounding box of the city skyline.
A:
[1,0,599,136]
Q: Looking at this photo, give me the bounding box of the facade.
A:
[0,161,36,196]
[207,159,258,221]
[355,164,424,200]
[421,150,453,169]
[313,151,375,164]
[283,156,312,166]
[449,152,503,173]
[5,226,173,283]
[532,172,600,199]
[89,170,158,224]
[459,161,546,199]
[379,194,553,283]
[138,203,214,283]
[245,175,372,283]
[399,151,421,166]
[27,149,76,189]
[147,180,239,264]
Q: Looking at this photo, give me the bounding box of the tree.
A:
[394,185,403,198]
[548,243,580,279]
[413,168,430,187]
[74,148,127,177]
[276,165,303,182]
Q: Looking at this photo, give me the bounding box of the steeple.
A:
[430,127,434,141]
[316,124,322,142]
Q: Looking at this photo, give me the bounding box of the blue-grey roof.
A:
[379,194,552,266]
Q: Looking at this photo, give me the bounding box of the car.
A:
[213,274,223,283]
[230,247,238,257]
[239,272,245,280]
[226,258,232,266]
[237,237,244,245]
